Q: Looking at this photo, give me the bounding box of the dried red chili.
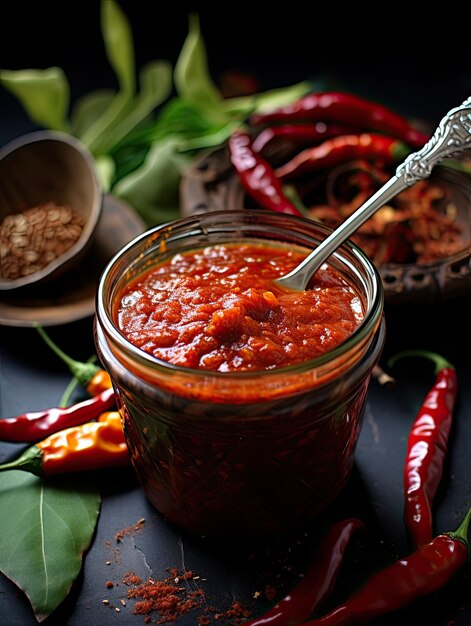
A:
[228,129,303,216]
[35,324,112,395]
[252,123,355,154]
[274,134,409,181]
[0,386,115,443]
[389,350,458,548]
[306,172,463,265]
[0,411,129,475]
[250,91,428,148]
[300,505,471,625]
[241,518,363,626]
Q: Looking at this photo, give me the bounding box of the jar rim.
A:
[96,210,384,380]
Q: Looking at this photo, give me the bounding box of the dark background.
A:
[1,2,470,143]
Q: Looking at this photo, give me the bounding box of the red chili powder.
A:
[125,569,204,624]
[123,568,251,624]
[115,517,146,543]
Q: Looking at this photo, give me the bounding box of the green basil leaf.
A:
[174,14,224,118]
[100,0,135,94]
[222,80,313,116]
[0,67,70,131]
[113,138,189,225]
[70,89,116,137]
[0,471,100,621]
[98,60,172,153]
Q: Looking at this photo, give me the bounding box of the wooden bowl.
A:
[0,130,102,290]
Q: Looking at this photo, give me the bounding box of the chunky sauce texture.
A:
[116,243,364,372]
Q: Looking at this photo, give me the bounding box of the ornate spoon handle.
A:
[396,97,471,185]
[276,97,471,291]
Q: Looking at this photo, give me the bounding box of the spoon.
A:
[275,96,471,291]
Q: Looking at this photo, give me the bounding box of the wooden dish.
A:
[180,145,471,305]
[0,194,146,327]
[0,130,102,290]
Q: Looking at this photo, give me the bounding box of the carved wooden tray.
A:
[181,146,471,306]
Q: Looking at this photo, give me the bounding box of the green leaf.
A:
[100,0,135,94]
[94,154,116,192]
[70,89,116,137]
[80,91,135,154]
[112,143,150,185]
[113,138,189,225]
[0,471,100,621]
[0,67,70,131]
[80,0,137,153]
[98,60,172,153]
[222,80,313,116]
[174,14,224,118]
[178,120,240,152]
[126,98,230,147]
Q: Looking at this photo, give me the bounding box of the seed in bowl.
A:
[0,202,85,280]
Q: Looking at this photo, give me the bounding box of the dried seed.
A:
[0,202,85,280]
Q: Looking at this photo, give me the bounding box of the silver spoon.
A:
[276,96,471,291]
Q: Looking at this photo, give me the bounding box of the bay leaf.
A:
[0,471,100,622]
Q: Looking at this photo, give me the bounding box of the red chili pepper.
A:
[0,386,116,443]
[35,324,112,395]
[275,134,409,181]
[228,129,303,216]
[252,123,355,154]
[301,506,471,626]
[241,518,363,626]
[250,92,428,148]
[388,350,458,548]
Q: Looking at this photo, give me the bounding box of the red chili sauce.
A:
[116,243,364,371]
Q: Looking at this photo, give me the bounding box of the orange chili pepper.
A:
[0,412,129,476]
[85,368,113,396]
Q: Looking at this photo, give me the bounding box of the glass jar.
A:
[95,210,385,537]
